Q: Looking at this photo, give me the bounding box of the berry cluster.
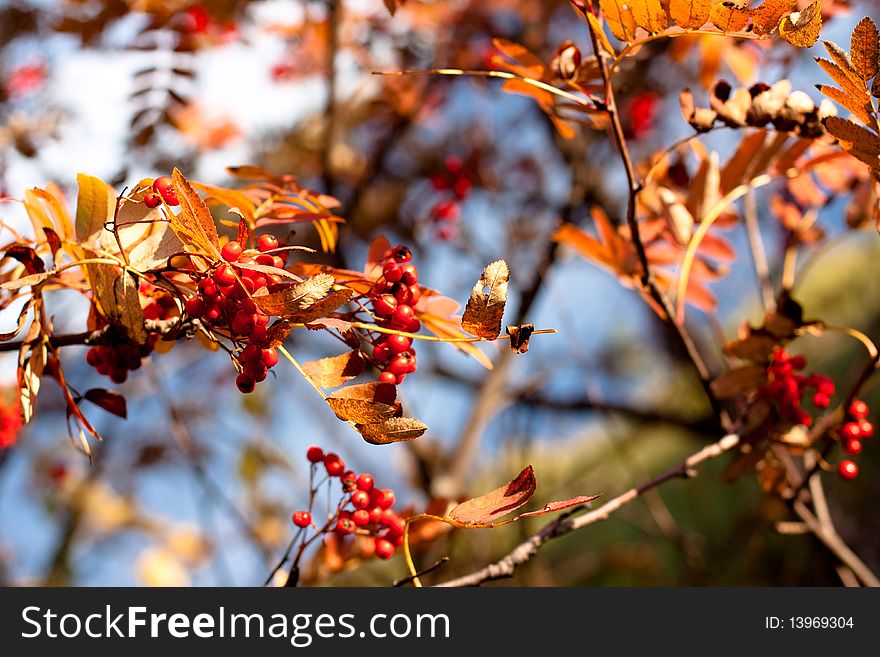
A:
[85,285,177,384]
[293,446,405,561]
[143,175,179,209]
[763,349,835,427]
[0,398,22,449]
[837,400,873,481]
[369,245,421,385]
[429,155,471,241]
[184,234,285,394]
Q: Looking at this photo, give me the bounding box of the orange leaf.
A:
[448,466,537,525]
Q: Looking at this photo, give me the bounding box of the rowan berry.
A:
[221,241,242,262]
[374,537,395,560]
[849,400,869,420]
[306,445,324,463]
[843,438,862,455]
[324,453,345,477]
[258,234,279,252]
[144,193,162,209]
[356,473,374,491]
[351,490,371,509]
[293,511,312,528]
[838,460,858,480]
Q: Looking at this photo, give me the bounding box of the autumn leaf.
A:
[597,0,637,43]
[461,260,509,340]
[326,381,398,424]
[709,2,750,33]
[710,364,766,399]
[301,351,365,389]
[851,17,879,81]
[356,417,428,445]
[491,38,546,79]
[824,116,880,171]
[750,0,797,36]
[89,261,147,344]
[82,388,128,419]
[519,495,600,518]
[253,273,335,317]
[418,295,494,370]
[448,466,537,525]
[629,0,666,34]
[778,0,822,48]
[75,173,116,242]
[670,0,711,30]
[506,324,535,354]
[169,168,219,257]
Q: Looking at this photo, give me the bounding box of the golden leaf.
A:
[461,260,509,340]
[598,0,637,43]
[670,0,711,29]
[750,0,796,36]
[629,0,666,34]
[851,17,879,81]
[824,116,880,171]
[709,2,750,32]
[778,0,822,49]
[75,173,116,242]
[170,168,219,257]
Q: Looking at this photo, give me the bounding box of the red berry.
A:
[86,347,103,367]
[369,506,383,524]
[379,371,397,385]
[444,155,463,174]
[843,438,862,455]
[387,353,414,376]
[254,312,270,327]
[292,511,312,528]
[255,253,275,267]
[841,422,861,440]
[199,277,218,297]
[335,518,355,535]
[241,344,261,363]
[152,175,173,192]
[453,176,472,199]
[374,537,395,560]
[390,245,412,263]
[236,373,255,394]
[250,325,268,342]
[849,400,869,420]
[387,334,412,353]
[258,234,279,252]
[433,201,459,221]
[221,241,242,262]
[231,311,255,336]
[144,193,162,209]
[838,459,858,480]
[214,265,237,286]
[373,294,397,317]
[185,296,205,318]
[306,446,324,463]
[261,348,279,368]
[272,255,285,269]
[790,355,806,370]
[378,488,395,509]
[356,473,374,491]
[374,343,392,363]
[859,420,874,438]
[159,189,179,206]
[400,263,418,285]
[352,509,370,527]
[392,304,415,326]
[351,490,371,509]
[812,393,830,408]
[341,470,357,491]
[816,379,835,396]
[383,262,403,283]
[324,453,345,477]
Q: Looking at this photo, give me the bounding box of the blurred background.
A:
[0,0,878,586]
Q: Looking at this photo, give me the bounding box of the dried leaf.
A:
[253,274,335,317]
[519,495,600,518]
[329,381,397,404]
[724,334,777,362]
[709,2,750,32]
[170,168,219,257]
[301,351,364,389]
[851,17,879,81]
[82,388,128,419]
[778,0,822,48]
[817,85,875,127]
[357,417,427,445]
[75,173,116,242]
[710,364,766,399]
[506,324,535,354]
[824,116,880,170]
[461,260,509,340]
[815,57,866,103]
[670,0,711,29]
[449,466,537,525]
[326,397,396,424]
[750,0,797,35]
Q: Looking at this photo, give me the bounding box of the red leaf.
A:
[519,495,599,517]
[82,388,128,419]
[448,466,537,525]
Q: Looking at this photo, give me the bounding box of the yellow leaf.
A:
[170,168,219,258]
[851,16,879,81]
[75,174,116,241]
[778,0,822,48]
[670,0,711,29]
[629,0,666,34]
[709,2,750,33]
[598,0,637,43]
